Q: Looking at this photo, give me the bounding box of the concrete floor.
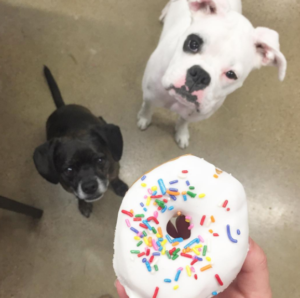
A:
[0,0,299,297]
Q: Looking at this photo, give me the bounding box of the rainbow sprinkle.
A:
[158,179,166,195]
[125,219,131,227]
[152,287,159,298]
[169,180,178,184]
[170,195,177,201]
[202,245,207,256]
[186,265,192,277]
[175,268,183,281]
[215,274,224,286]
[227,225,238,243]
[130,250,140,254]
[198,235,205,242]
[184,238,200,249]
[187,191,196,198]
[173,238,183,243]
[130,227,139,234]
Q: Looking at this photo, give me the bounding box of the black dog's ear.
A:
[93,124,124,162]
[33,140,59,184]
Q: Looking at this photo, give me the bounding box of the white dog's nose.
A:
[187,65,211,91]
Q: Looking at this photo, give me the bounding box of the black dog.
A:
[33,66,128,217]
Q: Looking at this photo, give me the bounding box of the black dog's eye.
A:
[97,158,105,165]
[64,167,74,177]
[226,71,238,80]
[184,34,203,54]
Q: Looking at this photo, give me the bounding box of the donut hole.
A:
[166,214,191,240]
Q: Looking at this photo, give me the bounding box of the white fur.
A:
[138,0,286,148]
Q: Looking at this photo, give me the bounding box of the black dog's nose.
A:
[187,65,211,90]
[82,179,98,195]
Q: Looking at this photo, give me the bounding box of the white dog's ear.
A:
[188,0,229,15]
[254,27,287,81]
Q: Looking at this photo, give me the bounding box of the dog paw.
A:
[175,131,190,149]
[78,201,93,218]
[111,178,129,197]
[137,117,151,131]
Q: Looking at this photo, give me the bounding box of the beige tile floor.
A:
[0,0,299,297]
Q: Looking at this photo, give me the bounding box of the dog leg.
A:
[78,200,93,218]
[137,101,153,131]
[110,177,129,197]
[175,117,190,149]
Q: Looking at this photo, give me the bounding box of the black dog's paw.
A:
[111,178,129,197]
[78,200,93,218]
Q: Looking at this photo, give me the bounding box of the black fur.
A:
[33,66,128,217]
[44,66,65,109]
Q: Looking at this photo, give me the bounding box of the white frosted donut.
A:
[113,155,249,298]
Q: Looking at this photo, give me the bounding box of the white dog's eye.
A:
[189,40,200,52]
[226,71,238,80]
[184,34,203,54]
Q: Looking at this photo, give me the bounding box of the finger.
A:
[176,215,191,240]
[115,280,129,298]
[241,238,269,274]
[237,238,272,297]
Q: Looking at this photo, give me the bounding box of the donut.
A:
[113,155,249,298]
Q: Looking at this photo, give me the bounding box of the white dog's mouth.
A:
[167,85,201,112]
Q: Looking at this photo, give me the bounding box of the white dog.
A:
[137,0,287,148]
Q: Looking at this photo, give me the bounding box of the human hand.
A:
[217,237,272,298]
[115,216,272,298]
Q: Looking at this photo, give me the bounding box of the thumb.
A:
[115,280,129,298]
[241,238,269,273]
[237,238,272,297]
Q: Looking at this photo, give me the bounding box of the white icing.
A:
[114,155,249,298]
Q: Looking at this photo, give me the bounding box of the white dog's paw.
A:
[175,130,190,149]
[137,117,151,131]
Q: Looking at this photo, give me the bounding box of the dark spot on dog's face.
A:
[172,85,199,109]
[183,34,204,54]
[54,137,110,200]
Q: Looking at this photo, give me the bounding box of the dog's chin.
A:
[168,88,200,111]
[74,193,105,202]
[84,194,104,202]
